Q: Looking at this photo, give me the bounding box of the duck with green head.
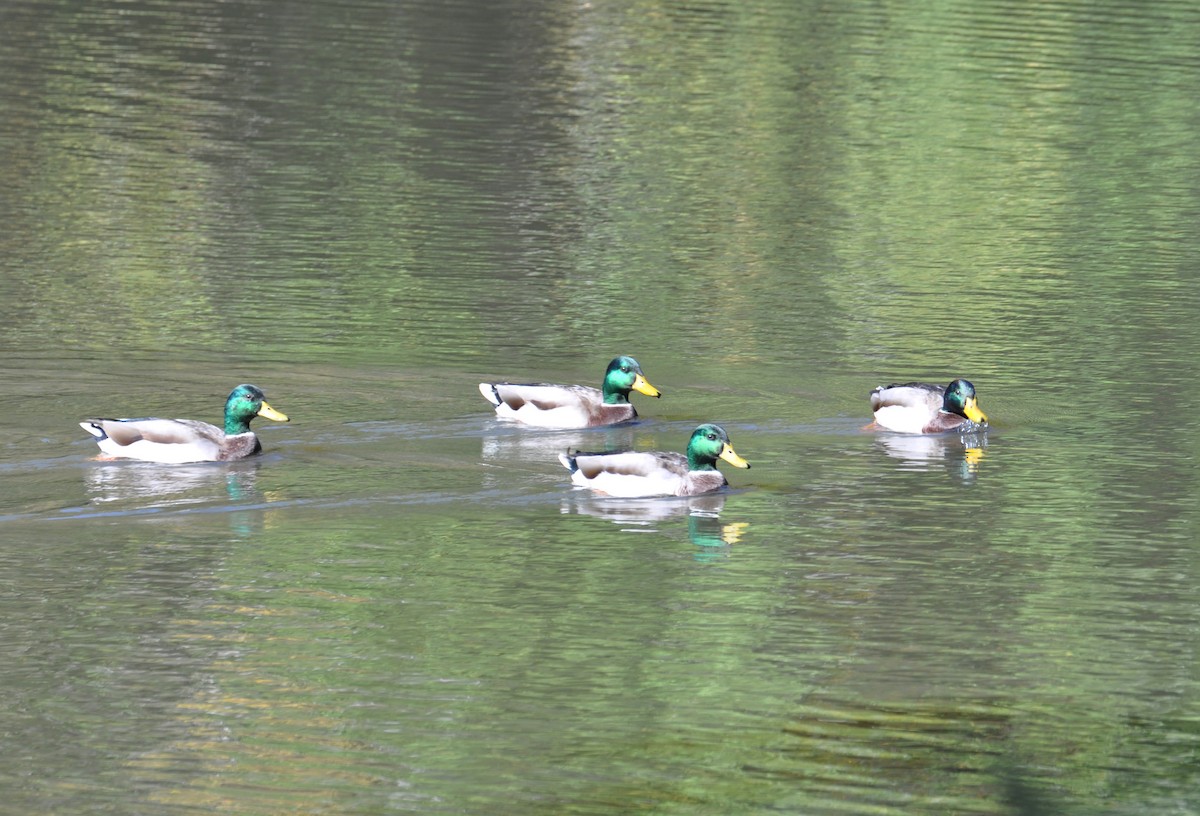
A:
[869,378,988,434]
[80,384,290,463]
[559,423,751,497]
[479,355,661,429]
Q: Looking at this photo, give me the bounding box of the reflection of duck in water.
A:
[868,379,988,434]
[559,424,750,498]
[688,513,749,549]
[479,426,637,491]
[480,427,629,467]
[478,356,661,429]
[84,460,261,506]
[562,492,748,549]
[80,384,289,463]
[875,431,988,482]
[563,491,729,524]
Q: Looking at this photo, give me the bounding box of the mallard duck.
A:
[79,384,290,463]
[558,423,750,497]
[869,378,988,434]
[478,355,661,429]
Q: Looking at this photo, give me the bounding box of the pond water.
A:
[3,1,1200,813]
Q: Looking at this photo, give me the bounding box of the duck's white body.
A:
[558,450,725,498]
[869,381,986,434]
[478,383,636,429]
[478,356,660,430]
[79,384,289,464]
[80,418,261,463]
[558,424,750,499]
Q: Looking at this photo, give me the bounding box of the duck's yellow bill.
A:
[720,444,750,469]
[963,397,987,424]
[258,401,290,422]
[632,373,662,398]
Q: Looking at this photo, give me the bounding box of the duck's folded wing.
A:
[485,383,598,411]
[869,383,943,412]
[96,418,219,447]
[571,451,687,479]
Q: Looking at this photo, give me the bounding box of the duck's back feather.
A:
[869,382,944,413]
[89,417,217,445]
[481,382,594,410]
[563,450,687,478]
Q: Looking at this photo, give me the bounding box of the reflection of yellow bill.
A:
[257,401,290,422]
[632,373,662,398]
[719,444,751,469]
[965,447,985,467]
[722,522,749,545]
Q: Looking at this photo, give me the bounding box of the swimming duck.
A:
[869,379,988,434]
[479,355,661,429]
[80,384,290,463]
[558,423,750,497]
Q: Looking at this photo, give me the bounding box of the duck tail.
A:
[478,383,502,407]
[79,419,109,440]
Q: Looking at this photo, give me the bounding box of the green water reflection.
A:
[2,0,1200,813]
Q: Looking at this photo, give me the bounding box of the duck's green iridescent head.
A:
[224,384,290,434]
[686,423,751,472]
[601,356,662,405]
[942,379,987,424]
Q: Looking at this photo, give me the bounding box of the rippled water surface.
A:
[3,1,1200,813]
